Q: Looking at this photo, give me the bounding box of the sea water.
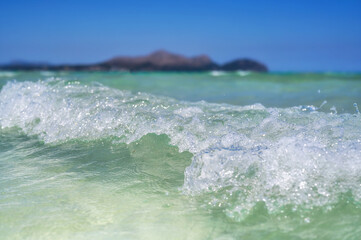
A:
[0,71,360,239]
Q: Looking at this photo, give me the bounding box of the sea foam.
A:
[1,79,360,219]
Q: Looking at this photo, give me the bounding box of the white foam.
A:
[0,71,16,78]
[209,71,226,77]
[1,80,360,219]
[174,107,203,118]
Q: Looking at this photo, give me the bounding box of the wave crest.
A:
[1,80,360,219]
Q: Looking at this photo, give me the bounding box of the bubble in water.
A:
[330,106,337,114]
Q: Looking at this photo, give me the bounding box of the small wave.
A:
[40,71,55,77]
[237,70,250,76]
[1,79,360,220]
[0,71,16,78]
[209,71,226,77]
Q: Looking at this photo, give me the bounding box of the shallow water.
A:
[0,71,360,239]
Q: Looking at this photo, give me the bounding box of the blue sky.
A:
[0,0,360,71]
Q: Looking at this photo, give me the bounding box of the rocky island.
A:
[0,50,268,72]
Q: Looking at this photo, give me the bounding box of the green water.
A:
[0,71,360,239]
[1,71,360,112]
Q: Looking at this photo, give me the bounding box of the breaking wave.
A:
[1,79,360,220]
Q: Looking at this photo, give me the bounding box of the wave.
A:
[1,79,360,219]
[209,71,226,77]
[0,71,16,78]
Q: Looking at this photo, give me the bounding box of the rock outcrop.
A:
[222,59,268,72]
[0,50,268,72]
[99,50,218,71]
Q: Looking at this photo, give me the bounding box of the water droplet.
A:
[353,103,360,114]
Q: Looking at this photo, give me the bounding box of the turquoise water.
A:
[0,71,361,239]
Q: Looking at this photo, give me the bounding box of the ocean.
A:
[0,71,360,239]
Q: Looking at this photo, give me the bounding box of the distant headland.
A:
[0,50,268,72]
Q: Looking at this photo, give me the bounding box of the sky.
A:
[0,0,360,71]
